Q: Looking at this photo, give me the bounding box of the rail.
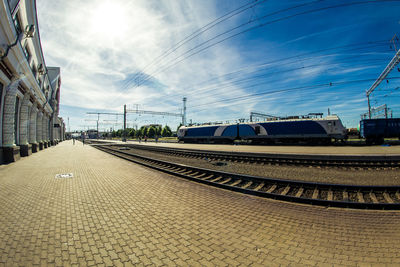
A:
[92,144,400,210]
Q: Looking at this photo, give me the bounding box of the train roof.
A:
[181,115,342,129]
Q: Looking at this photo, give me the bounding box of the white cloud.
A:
[36,0,397,130]
[37,0,254,130]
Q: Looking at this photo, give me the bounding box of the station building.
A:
[0,0,64,164]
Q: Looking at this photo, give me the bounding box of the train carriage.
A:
[360,118,400,145]
[178,115,347,144]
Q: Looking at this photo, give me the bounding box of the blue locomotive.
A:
[360,118,400,145]
[177,115,347,144]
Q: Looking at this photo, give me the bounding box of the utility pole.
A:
[250,111,279,122]
[96,114,99,139]
[125,105,183,124]
[123,104,126,142]
[182,97,187,126]
[86,111,124,139]
[366,44,400,118]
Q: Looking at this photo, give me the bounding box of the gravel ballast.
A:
[113,146,400,186]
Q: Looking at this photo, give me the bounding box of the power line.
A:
[188,77,400,112]
[179,54,390,102]
[156,41,390,103]
[133,0,399,88]
[131,0,327,88]
[114,0,326,103]
[123,0,268,89]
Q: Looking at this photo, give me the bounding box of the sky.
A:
[36,0,400,132]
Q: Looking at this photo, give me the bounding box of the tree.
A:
[161,127,167,137]
[156,125,162,136]
[135,129,141,138]
[140,126,147,137]
[116,129,123,137]
[161,125,172,137]
[147,126,156,138]
[164,125,172,136]
[128,128,135,138]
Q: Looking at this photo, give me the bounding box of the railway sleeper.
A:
[253,182,265,191]
[266,184,277,193]
[188,171,200,177]
[280,185,291,196]
[180,169,193,175]
[192,173,207,179]
[295,187,304,198]
[327,190,333,201]
[357,191,365,203]
[395,191,400,201]
[209,176,223,183]
[201,174,215,180]
[312,188,319,199]
[383,192,394,204]
[369,192,379,204]
[241,181,253,189]
[230,179,242,187]
[342,191,349,202]
[220,177,232,184]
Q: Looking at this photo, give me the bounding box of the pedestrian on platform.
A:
[73,138,75,145]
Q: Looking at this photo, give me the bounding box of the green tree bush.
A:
[147,126,156,138]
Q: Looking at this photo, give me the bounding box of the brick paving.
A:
[0,140,399,266]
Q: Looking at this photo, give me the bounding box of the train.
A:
[360,118,400,145]
[177,115,347,144]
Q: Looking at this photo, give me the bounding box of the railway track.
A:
[99,142,400,169]
[93,144,400,210]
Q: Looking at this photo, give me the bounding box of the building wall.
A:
[0,0,63,163]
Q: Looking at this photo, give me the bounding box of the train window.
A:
[328,122,332,126]
[333,121,336,126]
[255,126,260,134]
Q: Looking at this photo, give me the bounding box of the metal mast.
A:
[123,105,127,142]
[182,97,187,126]
[250,111,279,122]
[366,47,400,118]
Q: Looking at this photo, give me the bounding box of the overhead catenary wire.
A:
[188,76,400,113]
[190,61,389,104]
[176,44,390,99]
[156,48,392,108]
[101,0,400,125]
[128,0,327,89]
[154,41,391,105]
[131,0,400,89]
[124,0,268,89]
[108,0,272,106]
[166,49,391,103]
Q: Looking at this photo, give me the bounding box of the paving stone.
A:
[0,140,399,266]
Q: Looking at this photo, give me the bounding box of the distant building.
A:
[0,0,64,163]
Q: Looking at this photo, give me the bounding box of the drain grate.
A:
[55,173,74,179]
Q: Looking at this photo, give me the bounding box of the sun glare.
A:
[90,1,129,40]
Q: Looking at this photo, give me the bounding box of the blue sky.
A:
[36,0,400,131]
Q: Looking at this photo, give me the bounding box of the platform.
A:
[0,140,399,266]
